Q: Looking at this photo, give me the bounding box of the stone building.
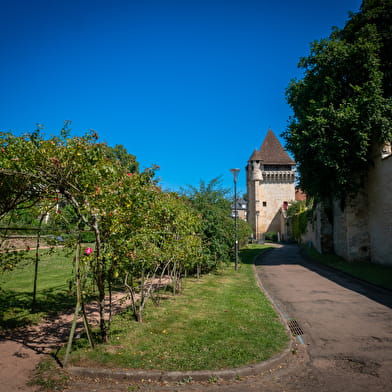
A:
[246,129,296,241]
[231,198,248,221]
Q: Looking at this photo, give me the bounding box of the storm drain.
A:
[287,319,304,336]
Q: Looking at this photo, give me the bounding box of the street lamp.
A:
[230,168,240,271]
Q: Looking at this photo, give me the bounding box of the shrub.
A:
[264,232,278,241]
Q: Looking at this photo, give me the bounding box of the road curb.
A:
[67,342,293,382]
[66,249,295,383]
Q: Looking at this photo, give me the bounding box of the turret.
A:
[248,150,263,181]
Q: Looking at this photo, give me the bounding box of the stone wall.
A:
[367,153,392,265]
[299,145,392,266]
[332,190,370,262]
[300,204,333,253]
[247,178,295,240]
[257,180,295,234]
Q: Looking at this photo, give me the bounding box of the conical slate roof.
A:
[255,129,295,165]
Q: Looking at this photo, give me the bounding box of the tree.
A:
[283,0,392,205]
[104,144,139,174]
[0,131,45,220]
[343,0,392,97]
[0,125,208,339]
[182,178,252,268]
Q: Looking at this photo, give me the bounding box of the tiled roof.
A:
[256,129,295,164]
[248,149,263,161]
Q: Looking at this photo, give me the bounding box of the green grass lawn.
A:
[68,244,289,371]
[0,248,74,329]
[304,246,392,290]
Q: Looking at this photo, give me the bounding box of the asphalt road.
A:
[66,244,392,392]
[253,244,392,392]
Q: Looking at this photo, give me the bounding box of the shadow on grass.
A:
[302,246,392,290]
[0,287,76,329]
[239,245,274,265]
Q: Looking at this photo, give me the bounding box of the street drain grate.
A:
[287,319,304,336]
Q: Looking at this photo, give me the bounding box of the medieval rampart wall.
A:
[367,154,392,265]
[301,204,332,254]
[300,147,392,266]
[332,190,370,262]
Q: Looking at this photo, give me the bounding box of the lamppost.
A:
[230,168,240,271]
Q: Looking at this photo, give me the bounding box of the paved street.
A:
[253,244,392,391]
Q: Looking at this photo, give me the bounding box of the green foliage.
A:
[284,0,392,204]
[264,232,278,242]
[291,211,308,242]
[0,125,209,331]
[238,217,253,248]
[343,0,392,97]
[80,230,95,243]
[182,178,251,267]
[287,200,312,242]
[286,200,307,217]
[103,144,139,174]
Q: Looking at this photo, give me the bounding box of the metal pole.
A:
[234,178,239,271]
[230,168,240,271]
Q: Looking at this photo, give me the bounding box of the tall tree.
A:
[283,0,392,204]
[182,178,251,268]
[343,0,392,97]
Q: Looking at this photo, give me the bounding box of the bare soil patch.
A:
[0,291,131,391]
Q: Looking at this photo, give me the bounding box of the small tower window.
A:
[262,201,267,207]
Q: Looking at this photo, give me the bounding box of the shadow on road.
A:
[254,244,392,310]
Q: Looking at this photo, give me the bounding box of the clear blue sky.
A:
[0,0,362,195]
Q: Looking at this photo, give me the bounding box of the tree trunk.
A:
[92,215,108,342]
[32,214,45,313]
[63,240,82,367]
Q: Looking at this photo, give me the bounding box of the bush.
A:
[264,232,277,241]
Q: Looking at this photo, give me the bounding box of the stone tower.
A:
[246,129,296,240]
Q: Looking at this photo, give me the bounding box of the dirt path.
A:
[0,292,130,392]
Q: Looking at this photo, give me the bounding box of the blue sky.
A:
[0,0,362,195]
